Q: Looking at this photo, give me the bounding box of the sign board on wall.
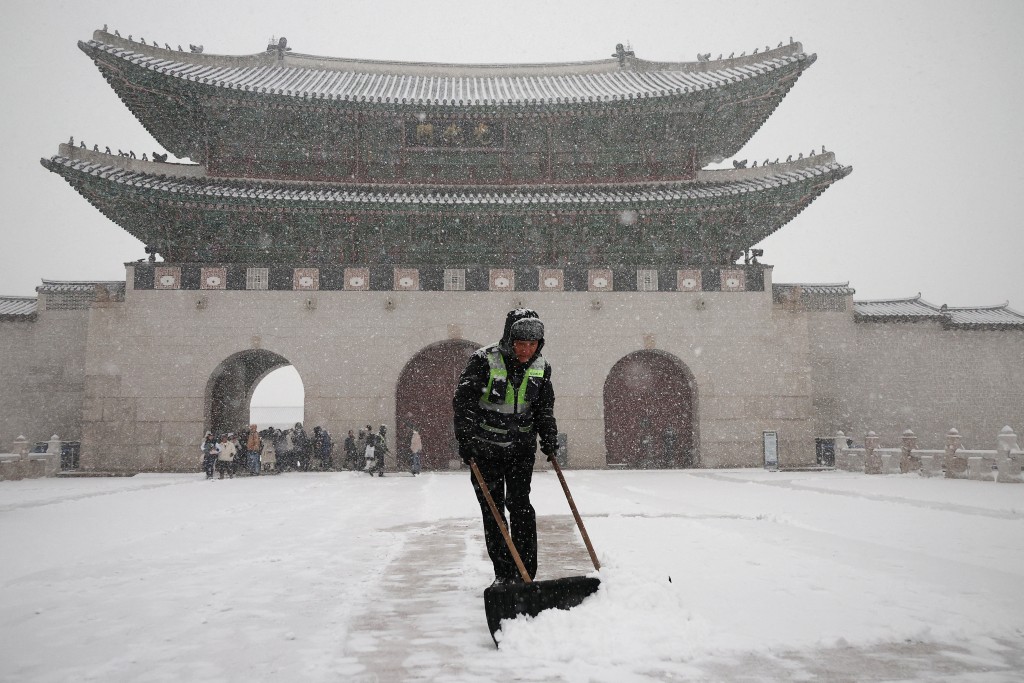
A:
[763,431,779,470]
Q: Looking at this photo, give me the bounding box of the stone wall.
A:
[807,307,1024,447]
[0,307,89,446]
[76,265,817,472]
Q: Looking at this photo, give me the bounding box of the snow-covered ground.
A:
[1,468,1022,682]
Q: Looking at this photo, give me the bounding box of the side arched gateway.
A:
[395,340,481,471]
[603,350,698,468]
[205,349,296,436]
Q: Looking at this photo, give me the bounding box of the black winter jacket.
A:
[453,343,558,457]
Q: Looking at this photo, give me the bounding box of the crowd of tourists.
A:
[199,422,424,478]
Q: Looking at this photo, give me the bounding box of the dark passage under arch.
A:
[395,340,480,471]
[206,349,294,436]
[603,350,698,468]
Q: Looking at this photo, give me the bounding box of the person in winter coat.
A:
[201,432,218,479]
[292,423,309,471]
[260,429,277,472]
[453,308,558,585]
[216,435,237,479]
[372,425,389,477]
[246,425,261,475]
[343,430,358,470]
[409,429,423,476]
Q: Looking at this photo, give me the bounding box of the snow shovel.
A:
[470,459,601,647]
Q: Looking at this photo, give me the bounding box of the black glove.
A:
[459,443,476,465]
[544,450,556,463]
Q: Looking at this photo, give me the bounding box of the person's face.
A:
[513,339,539,363]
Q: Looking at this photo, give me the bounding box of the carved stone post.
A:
[996,426,1022,484]
[46,434,62,476]
[900,429,920,473]
[944,428,966,479]
[834,430,848,470]
[13,435,28,457]
[864,431,881,474]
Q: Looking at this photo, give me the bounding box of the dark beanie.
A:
[510,318,544,341]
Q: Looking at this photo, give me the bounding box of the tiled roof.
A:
[37,280,125,294]
[43,151,849,208]
[82,33,813,107]
[774,282,855,296]
[0,296,37,319]
[944,304,1024,327]
[853,295,1024,328]
[852,295,943,320]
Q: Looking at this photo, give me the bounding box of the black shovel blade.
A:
[483,575,601,646]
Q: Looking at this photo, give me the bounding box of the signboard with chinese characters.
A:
[405,118,502,149]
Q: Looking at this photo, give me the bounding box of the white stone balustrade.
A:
[917,450,945,477]
[996,427,1022,484]
[828,426,1021,484]
[0,434,63,481]
[877,448,902,474]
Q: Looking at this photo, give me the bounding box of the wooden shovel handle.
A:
[549,457,601,571]
[470,459,532,584]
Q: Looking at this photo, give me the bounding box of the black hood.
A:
[498,308,545,357]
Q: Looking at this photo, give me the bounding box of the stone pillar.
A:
[899,429,920,473]
[13,435,28,457]
[834,431,848,470]
[996,426,1022,484]
[864,431,881,474]
[944,428,966,479]
[46,434,62,476]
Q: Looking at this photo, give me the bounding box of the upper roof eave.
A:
[82,31,814,107]
[43,144,850,203]
[89,29,808,76]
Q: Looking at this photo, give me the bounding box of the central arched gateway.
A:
[395,340,480,471]
[604,350,698,468]
[206,349,294,436]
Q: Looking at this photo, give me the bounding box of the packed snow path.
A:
[1,469,1022,681]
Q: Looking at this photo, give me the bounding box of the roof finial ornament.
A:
[821,144,827,153]
[114,30,120,37]
[104,146,111,154]
[68,135,74,146]
[612,43,635,67]
[189,44,204,53]
[93,144,99,152]
[165,43,172,50]
[153,152,168,163]
[178,45,183,51]
[103,24,108,32]
[697,52,710,62]
[80,140,86,149]
[732,159,748,169]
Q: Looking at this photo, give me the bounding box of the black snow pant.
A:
[470,442,537,581]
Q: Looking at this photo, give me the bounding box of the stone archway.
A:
[205,349,294,436]
[395,340,481,471]
[603,350,698,468]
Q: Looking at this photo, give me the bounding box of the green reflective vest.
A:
[476,348,547,446]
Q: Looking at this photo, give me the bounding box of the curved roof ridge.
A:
[775,281,851,288]
[82,33,812,106]
[943,301,1011,311]
[853,293,928,305]
[90,29,807,76]
[45,149,848,200]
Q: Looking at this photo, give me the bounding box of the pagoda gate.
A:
[42,30,850,471]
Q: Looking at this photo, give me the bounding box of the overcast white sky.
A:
[2,0,1022,311]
